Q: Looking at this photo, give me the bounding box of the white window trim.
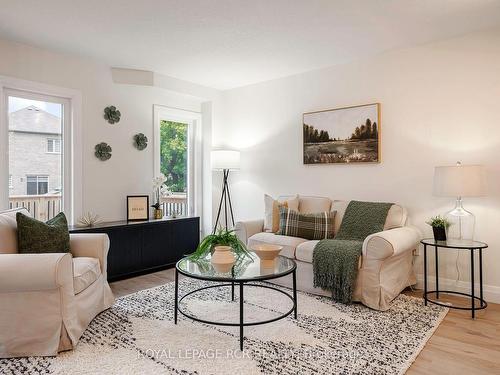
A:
[153,105,202,222]
[0,76,82,223]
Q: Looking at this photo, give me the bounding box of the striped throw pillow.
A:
[277,207,336,240]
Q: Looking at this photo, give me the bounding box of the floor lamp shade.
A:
[433,163,485,240]
[211,150,240,171]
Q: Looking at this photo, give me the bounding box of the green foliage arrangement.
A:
[94,142,112,161]
[133,133,148,150]
[160,120,187,192]
[426,215,451,229]
[104,106,121,124]
[188,228,252,261]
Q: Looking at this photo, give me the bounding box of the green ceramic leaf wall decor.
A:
[133,133,148,150]
[94,142,112,161]
[104,106,121,124]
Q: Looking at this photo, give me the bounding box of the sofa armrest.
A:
[235,219,264,245]
[362,226,420,260]
[70,233,110,275]
[0,253,73,292]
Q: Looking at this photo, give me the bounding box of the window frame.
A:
[47,138,62,154]
[0,77,82,223]
[26,175,49,195]
[153,105,202,219]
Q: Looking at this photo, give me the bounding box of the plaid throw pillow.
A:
[277,207,336,240]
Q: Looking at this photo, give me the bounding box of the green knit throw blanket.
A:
[313,200,393,304]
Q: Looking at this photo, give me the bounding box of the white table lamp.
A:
[211,150,240,232]
[433,162,485,240]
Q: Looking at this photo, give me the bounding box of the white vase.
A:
[211,246,236,273]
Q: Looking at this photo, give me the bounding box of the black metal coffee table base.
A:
[174,268,297,351]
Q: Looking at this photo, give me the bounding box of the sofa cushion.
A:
[17,212,70,254]
[248,232,308,259]
[298,196,332,214]
[295,240,362,269]
[0,208,31,254]
[264,194,299,233]
[73,257,101,295]
[277,207,336,240]
[295,240,320,263]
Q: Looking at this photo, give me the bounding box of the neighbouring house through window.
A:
[26,175,49,195]
[1,83,76,223]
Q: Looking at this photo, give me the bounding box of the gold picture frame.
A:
[303,103,381,164]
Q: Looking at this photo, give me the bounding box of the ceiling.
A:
[0,0,499,90]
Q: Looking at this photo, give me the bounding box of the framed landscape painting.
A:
[303,103,380,164]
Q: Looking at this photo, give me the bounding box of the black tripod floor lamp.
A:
[212,150,240,233]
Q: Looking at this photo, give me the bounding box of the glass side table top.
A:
[176,253,296,282]
[420,238,488,249]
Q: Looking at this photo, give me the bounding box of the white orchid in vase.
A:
[151,173,167,211]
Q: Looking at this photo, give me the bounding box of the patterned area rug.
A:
[1,279,447,375]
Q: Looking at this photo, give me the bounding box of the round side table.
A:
[420,238,488,318]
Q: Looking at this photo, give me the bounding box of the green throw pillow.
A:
[277,207,336,240]
[16,212,70,254]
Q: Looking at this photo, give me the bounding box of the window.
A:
[1,86,73,221]
[153,105,202,219]
[47,138,61,153]
[27,175,49,195]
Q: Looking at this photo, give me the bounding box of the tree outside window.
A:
[160,120,188,193]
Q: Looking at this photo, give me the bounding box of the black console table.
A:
[70,217,200,281]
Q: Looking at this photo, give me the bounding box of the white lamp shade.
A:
[433,164,485,197]
[211,150,240,170]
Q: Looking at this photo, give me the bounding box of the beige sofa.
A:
[0,208,115,358]
[235,196,420,311]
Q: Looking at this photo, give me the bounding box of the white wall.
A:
[0,37,209,224]
[213,29,500,299]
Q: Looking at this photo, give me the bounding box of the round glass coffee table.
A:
[174,254,297,350]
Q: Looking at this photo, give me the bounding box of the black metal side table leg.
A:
[479,248,484,307]
[231,281,235,302]
[423,244,428,306]
[239,282,244,351]
[174,268,179,324]
[470,249,475,319]
[435,245,439,299]
[292,268,297,319]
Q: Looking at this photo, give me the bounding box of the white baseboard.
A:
[414,274,500,304]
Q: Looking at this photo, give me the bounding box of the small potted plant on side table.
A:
[426,215,451,241]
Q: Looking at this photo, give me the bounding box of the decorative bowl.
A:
[251,244,283,261]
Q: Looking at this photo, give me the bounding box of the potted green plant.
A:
[426,215,451,241]
[188,228,252,261]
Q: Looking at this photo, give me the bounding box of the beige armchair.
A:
[0,208,115,358]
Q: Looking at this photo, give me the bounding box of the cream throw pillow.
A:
[264,194,299,233]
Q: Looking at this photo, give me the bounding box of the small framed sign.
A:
[127,195,149,221]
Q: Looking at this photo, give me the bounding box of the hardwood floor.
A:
[110,269,500,374]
